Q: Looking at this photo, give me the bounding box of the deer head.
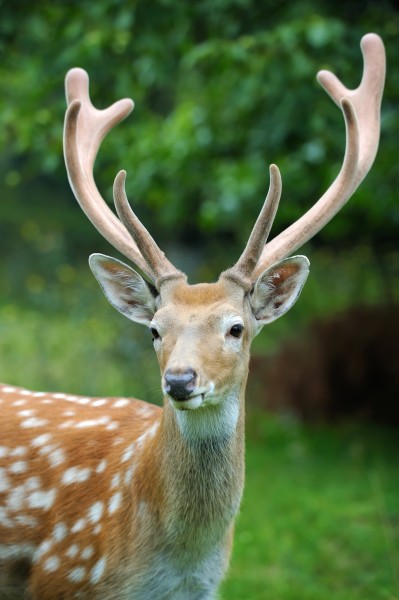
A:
[63,33,385,417]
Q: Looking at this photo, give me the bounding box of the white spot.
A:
[52,393,66,399]
[106,422,119,431]
[137,500,148,518]
[33,392,46,397]
[28,489,56,510]
[136,421,159,450]
[7,484,27,511]
[108,492,122,515]
[93,524,102,535]
[15,514,38,527]
[81,546,94,560]
[137,403,158,417]
[76,398,91,405]
[53,522,67,542]
[20,417,48,428]
[0,447,9,458]
[71,518,86,533]
[38,444,65,467]
[90,556,107,584]
[35,539,53,561]
[41,399,53,404]
[0,506,12,527]
[66,544,79,558]
[124,465,136,485]
[88,501,103,524]
[95,460,107,474]
[20,389,33,396]
[0,468,10,492]
[25,476,41,491]
[48,448,66,467]
[9,461,28,474]
[58,420,75,429]
[11,399,26,406]
[112,399,130,408]
[10,446,27,457]
[92,399,107,407]
[68,566,86,582]
[62,467,91,485]
[110,473,121,489]
[74,417,110,428]
[1,386,17,393]
[121,443,135,463]
[44,555,60,572]
[18,409,35,417]
[31,433,52,447]
[38,444,54,456]
[62,410,76,417]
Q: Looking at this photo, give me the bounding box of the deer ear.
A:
[250,256,309,326]
[89,253,158,326]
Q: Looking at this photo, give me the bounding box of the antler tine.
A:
[64,68,153,280]
[317,33,385,184]
[221,164,282,288]
[253,33,385,278]
[113,171,185,288]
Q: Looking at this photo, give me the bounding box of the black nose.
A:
[164,368,197,401]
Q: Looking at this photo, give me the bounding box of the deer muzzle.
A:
[163,368,197,401]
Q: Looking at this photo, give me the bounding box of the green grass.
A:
[222,415,399,600]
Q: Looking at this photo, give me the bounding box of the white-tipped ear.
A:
[89,253,158,326]
[250,256,310,326]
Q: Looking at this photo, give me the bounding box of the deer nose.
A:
[164,368,197,401]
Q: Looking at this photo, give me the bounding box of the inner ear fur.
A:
[250,256,310,325]
[89,253,158,326]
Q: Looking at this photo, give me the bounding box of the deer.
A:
[0,33,385,599]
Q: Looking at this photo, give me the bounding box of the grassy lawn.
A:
[222,415,399,600]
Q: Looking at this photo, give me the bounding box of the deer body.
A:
[0,34,385,598]
[0,393,240,599]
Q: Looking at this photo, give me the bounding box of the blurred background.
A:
[0,1,398,598]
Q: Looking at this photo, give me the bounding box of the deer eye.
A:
[229,324,243,338]
[150,327,160,341]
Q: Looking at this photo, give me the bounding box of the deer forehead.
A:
[156,281,249,330]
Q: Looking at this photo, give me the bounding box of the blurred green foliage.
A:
[0,0,398,293]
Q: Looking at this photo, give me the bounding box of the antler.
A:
[64,34,385,290]
[248,33,385,278]
[64,68,183,286]
[113,171,185,287]
[221,164,282,288]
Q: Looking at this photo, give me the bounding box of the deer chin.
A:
[169,394,204,411]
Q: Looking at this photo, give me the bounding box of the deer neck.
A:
[159,382,246,554]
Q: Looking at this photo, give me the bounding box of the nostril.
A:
[164,368,197,401]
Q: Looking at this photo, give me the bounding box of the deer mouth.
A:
[169,393,205,411]
[165,380,215,410]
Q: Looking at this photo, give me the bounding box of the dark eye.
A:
[150,327,160,341]
[230,324,243,338]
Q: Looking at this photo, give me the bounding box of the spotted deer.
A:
[0,34,385,599]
